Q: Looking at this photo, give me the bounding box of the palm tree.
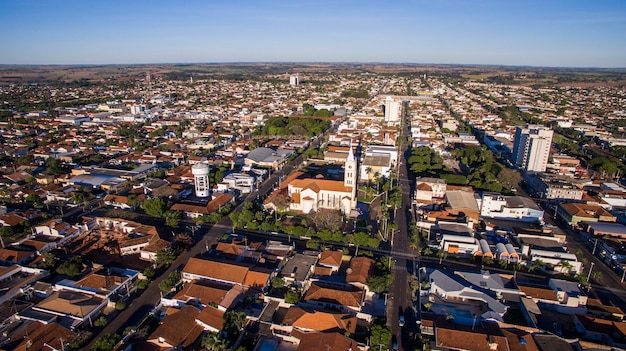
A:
[530,259,546,272]
[437,249,447,265]
[201,333,227,351]
[558,260,573,274]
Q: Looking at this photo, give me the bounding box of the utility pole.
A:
[592,239,598,256]
[587,262,595,284]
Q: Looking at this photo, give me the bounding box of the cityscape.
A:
[1,1,626,351]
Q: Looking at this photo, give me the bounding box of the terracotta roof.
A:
[243,269,271,289]
[559,202,615,219]
[195,305,225,331]
[502,329,540,351]
[182,257,249,284]
[319,250,343,267]
[346,257,375,285]
[0,248,35,263]
[518,286,558,301]
[75,269,126,292]
[173,280,230,306]
[576,314,626,343]
[11,321,76,351]
[290,178,352,193]
[283,307,357,334]
[297,332,359,351]
[148,306,204,348]
[303,282,364,308]
[436,327,509,350]
[314,266,333,276]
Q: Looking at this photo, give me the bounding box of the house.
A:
[317,250,343,274]
[166,279,244,311]
[195,305,226,333]
[0,247,36,265]
[297,332,360,351]
[445,188,480,223]
[415,177,447,204]
[425,269,507,322]
[8,321,76,351]
[244,147,293,169]
[270,306,358,344]
[437,221,480,257]
[518,281,586,315]
[181,257,273,291]
[146,306,205,350]
[345,256,375,291]
[281,252,318,288]
[302,281,365,314]
[574,314,626,349]
[433,325,509,351]
[56,267,139,300]
[27,290,107,330]
[170,193,234,218]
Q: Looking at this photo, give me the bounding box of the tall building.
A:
[512,125,554,173]
[384,96,401,124]
[344,145,358,209]
[289,75,299,86]
[191,163,210,197]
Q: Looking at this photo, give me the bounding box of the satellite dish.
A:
[346,268,353,274]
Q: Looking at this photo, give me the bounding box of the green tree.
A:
[164,210,181,227]
[223,310,246,338]
[94,315,108,327]
[370,323,392,349]
[350,231,377,256]
[0,226,14,238]
[141,197,167,217]
[143,267,156,279]
[306,239,320,250]
[284,290,299,304]
[156,247,176,267]
[56,256,83,277]
[201,333,228,351]
[90,333,121,351]
[158,271,182,292]
[366,274,393,294]
[271,276,285,290]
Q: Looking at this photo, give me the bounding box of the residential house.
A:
[557,203,616,228]
[415,177,447,204]
[479,194,544,223]
[181,257,273,291]
[302,281,365,314]
[146,306,205,350]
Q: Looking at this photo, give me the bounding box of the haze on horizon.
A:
[1,0,625,68]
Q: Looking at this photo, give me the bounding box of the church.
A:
[287,146,358,215]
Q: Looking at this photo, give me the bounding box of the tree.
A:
[156,247,176,267]
[141,197,167,217]
[370,323,392,349]
[558,260,573,274]
[436,249,447,264]
[143,267,156,279]
[223,310,247,338]
[271,276,285,290]
[311,208,343,232]
[350,231,377,256]
[158,271,182,292]
[94,315,108,327]
[201,333,228,351]
[0,226,14,238]
[284,290,299,304]
[90,333,121,351]
[366,274,393,294]
[306,239,320,250]
[56,256,83,277]
[164,210,181,227]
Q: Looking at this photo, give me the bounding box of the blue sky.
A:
[1,0,625,67]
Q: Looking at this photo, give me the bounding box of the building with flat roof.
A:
[512,125,553,173]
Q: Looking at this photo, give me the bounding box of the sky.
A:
[1,0,625,67]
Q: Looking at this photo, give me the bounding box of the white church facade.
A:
[287,146,358,215]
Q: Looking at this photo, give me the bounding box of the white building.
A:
[478,194,544,222]
[288,146,357,215]
[384,96,401,125]
[289,75,299,86]
[192,163,210,198]
[512,125,553,173]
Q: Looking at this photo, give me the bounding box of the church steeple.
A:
[344,143,357,188]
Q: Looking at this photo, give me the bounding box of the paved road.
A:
[388,111,419,351]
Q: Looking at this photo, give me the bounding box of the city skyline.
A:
[1,0,626,68]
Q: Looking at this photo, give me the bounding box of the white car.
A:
[399,315,405,327]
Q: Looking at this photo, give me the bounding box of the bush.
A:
[94,315,108,327]
[115,301,126,311]
[137,279,149,290]
[284,290,299,304]
[90,333,121,351]
[68,331,92,350]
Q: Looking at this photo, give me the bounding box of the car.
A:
[399,315,405,327]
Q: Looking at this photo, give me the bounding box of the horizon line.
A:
[0,61,625,71]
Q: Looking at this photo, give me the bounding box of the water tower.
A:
[192,163,210,198]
